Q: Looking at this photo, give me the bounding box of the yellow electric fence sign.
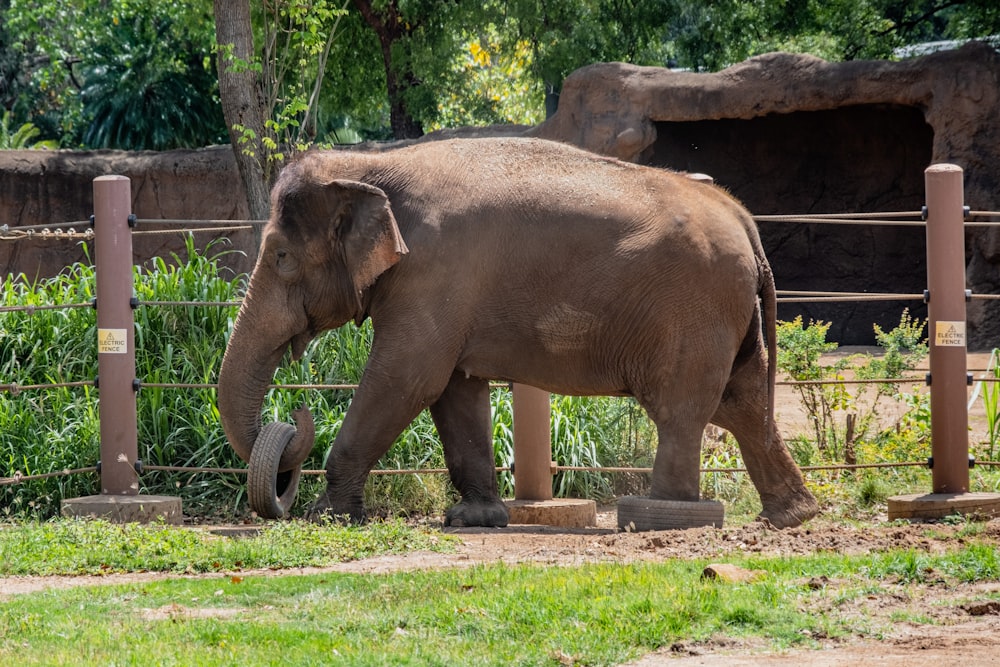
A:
[934,321,966,347]
[98,328,128,354]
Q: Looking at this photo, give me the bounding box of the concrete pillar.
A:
[506,384,596,528]
[512,383,553,501]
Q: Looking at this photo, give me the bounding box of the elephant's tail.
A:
[758,255,779,449]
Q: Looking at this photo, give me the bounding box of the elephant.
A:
[217,137,819,529]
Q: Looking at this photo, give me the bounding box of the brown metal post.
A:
[924,163,969,494]
[512,383,554,500]
[93,176,139,496]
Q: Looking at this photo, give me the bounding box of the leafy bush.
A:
[776,311,927,463]
[0,111,58,150]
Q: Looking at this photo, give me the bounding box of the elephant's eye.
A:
[274,248,299,278]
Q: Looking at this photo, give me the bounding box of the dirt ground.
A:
[3,349,1000,664]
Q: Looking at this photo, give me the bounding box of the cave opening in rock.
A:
[645,105,935,344]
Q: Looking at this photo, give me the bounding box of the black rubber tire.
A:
[248,422,302,519]
[617,496,724,531]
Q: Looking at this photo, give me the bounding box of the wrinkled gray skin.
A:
[217,138,818,529]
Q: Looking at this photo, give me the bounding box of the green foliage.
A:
[222,0,351,177]
[550,395,615,500]
[80,19,226,150]
[428,30,545,130]
[489,0,672,104]
[856,473,890,507]
[700,428,761,517]
[665,0,1000,70]
[0,110,57,149]
[776,316,852,453]
[776,311,927,462]
[6,0,1000,148]
[760,310,939,518]
[863,309,929,388]
[860,389,930,464]
[0,262,102,516]
[7,0,221,149]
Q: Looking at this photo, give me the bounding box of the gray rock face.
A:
[0,146,256,281]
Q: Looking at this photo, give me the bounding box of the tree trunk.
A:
[353,0,423,140]
[213,0,272,241]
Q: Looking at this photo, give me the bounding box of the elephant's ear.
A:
[326,179,409,293]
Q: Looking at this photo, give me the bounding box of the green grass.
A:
[2,543,999,666]
[0,517,457,576]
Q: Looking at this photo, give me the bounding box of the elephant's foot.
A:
[757,489,819,529]
[305,491,366,525]
[444,499,510,527]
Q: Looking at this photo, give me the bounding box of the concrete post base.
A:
[61,494,183,524]
[887,492,1000,521]
[504,498,597,528]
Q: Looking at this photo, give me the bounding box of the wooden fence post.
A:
[93,176,140,496]
[61,177,182,523]
[887,164,1000,520]
[512,383,554,501]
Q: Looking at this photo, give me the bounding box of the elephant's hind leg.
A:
[646,410,709,503]
[430,372,509,527]
[713,353,818,528]
[636,363,727,503]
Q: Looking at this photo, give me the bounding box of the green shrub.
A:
[776,311,927,463]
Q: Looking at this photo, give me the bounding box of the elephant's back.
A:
[347,137,761,289]
[365,139,762,393]
[378,138,737,230]
[386,137,644,200]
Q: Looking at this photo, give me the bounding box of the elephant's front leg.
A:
[430,372,509,527]
[309,381,432,523]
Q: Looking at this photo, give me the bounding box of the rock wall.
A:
[0,146,255,281]
[532,41,1000,348]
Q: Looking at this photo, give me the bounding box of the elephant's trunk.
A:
[281,406,316,471]
[217,320,315,472]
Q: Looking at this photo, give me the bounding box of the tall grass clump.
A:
[0,261,102,517]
